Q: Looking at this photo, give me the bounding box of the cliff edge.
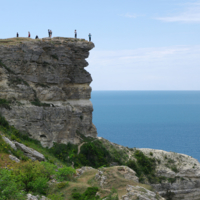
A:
[0,37,97,147]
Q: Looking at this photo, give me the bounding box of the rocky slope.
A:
[1,37,200,200]
[0,37,97,147]
[100,138,200,200]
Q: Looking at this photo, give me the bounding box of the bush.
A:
[13,160,50,194]
[126,150,157,184]
[55,166,76,181]
[49,140,113,168]
[0,169,26,200]
[57,182,69,189]
[0,114,9,129]
[28,176,49,194]
[41,161,57,178]
[0,99,11,110]
[72,187,99,200]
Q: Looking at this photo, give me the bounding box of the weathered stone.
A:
[27,194,49,200]
[15,142,45,161]
[95,170,107,188]
[117,166,139,182]
[1,135,17,150]
[0,37,97,147]
[121,185,165,200]
[9,155,20,163]
[140,148,200,200]
[76,166,94,176]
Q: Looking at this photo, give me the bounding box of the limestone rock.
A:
[15,142,45,161]
[0,37,97,147]
[140,148,200,200]
[9,155,20,163]
[95,170,107,188]
[76,166,94,176]
[121,185,165,200]
[117,166,139,182]
[27,194,49,200]
[1,135,17,150]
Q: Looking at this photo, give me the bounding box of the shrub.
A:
[171,166,178,173]
[72,187,99,200]
[0,114,9,128]
[0,169,26,200]
[126,150,157,184]
[55,166,76,181]
[13,161,50,194]
[41,161,57,178]
[28,176,49,194]
[57,182,69,189]
[0,99,11,110]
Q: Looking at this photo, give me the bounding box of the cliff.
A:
[1,38,200,200]
[0,37,97,147]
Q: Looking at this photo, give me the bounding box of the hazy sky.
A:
[1,0,200,90]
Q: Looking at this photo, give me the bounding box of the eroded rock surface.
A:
[0,37,97,147]
[1,135,17,150]
[140,148,200,200]
[121,185,165,200]
[15,142,45,161]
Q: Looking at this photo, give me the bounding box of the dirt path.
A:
[77,142,86,155]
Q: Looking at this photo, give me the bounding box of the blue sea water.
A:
[91,91,200,161]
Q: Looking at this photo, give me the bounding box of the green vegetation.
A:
[51,54,59,60]
[0,60,15,74]
[49,139,114,168]
[72,187,99,200]
[0,160,75,199]
[31,98,51,107]
[0,99,11,110]
[126,150,158,183]
[8,77,29,86]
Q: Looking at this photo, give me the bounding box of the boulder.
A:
[27,194,49,200]
[1,135,17,150]
[15,142,45,161]
[9,155,20,163]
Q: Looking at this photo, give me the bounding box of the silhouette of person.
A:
[75,30,77,38]
[16,32,19,37]
[48,29,50,37]
[28,32,31,38]
[88,33,92,42]
[35,35,39,39]
[50,30,52,38]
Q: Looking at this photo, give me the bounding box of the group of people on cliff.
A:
[16,29,92,41]
[74,30,92,41]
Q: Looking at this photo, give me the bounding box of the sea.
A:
[91,91,200,161]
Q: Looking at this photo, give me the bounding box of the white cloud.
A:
[156,2,200,23]
[87,46,200,90]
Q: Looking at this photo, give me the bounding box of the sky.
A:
[0,0,200,90]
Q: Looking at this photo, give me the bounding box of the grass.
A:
[0,37,36,46]
[0,37,90,47]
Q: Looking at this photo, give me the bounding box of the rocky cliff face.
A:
[0,37,97,147]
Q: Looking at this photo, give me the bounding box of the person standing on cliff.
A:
[88,33,92,42]
[16,32,19,37]
[28,32,30,38]
[50,30,52,38]
[48,29,50,37]
[75,30,77,38]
